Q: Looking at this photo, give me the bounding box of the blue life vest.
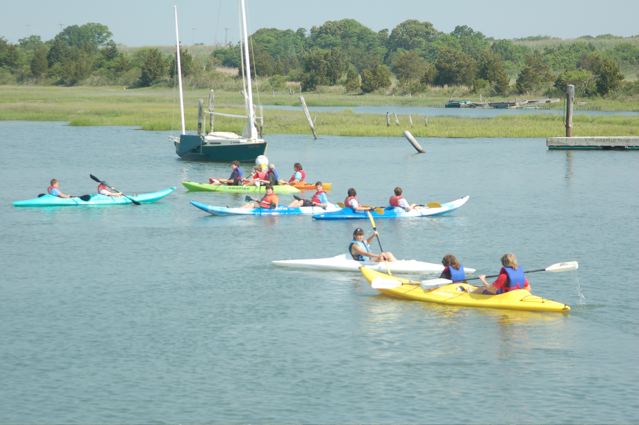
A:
[349,240,370,261]
[448,265,466,282]
[504,266,526,291]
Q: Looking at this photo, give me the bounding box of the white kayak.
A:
[272,254,476,274]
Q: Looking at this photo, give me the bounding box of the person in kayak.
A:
[97,182,123,197]
[349,227,396,262]
[478,253,531,294]
[288,181,329,208]
[209,160,245,185]
[243,184,279,209]
[285,162,306,184]
[389,187,416,211]
[440,254,467,282]
[47,179,72,198]
[251,165,269,185]
[344,188,371,211]
[266,163,279,186]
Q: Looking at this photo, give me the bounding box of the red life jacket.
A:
[288,169,306,183]
[259,193,279,208]
[311,190,325,205]
[254,170,268,180]
[97,183,109,194]
[389,195,403,207]
[344,195,357,209]
[47,185,56,195]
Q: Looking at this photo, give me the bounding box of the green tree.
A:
[301,48,347,91]
[578,53,624,95]
[391,50,427,83]
[554,69,597,97]
[137,48,167,87]
[0,37,19,69]
[30,46,48,78]
[387,20,439,54]
[477,51,510,95]
[434,48,477,86]
[420,63,437,85]
[515,53,553,94]
[169,47,194,80]
[344,65,361,93]
[360,64,391,93]
[451,25,490,59]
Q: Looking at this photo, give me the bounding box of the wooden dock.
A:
[546,137,639,150]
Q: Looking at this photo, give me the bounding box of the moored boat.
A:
[360,267,570,313]
[13,187,176,207]
[313,195,469,220]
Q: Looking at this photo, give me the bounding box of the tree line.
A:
[1,20,637,97]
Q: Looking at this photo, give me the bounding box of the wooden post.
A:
[394,112,400,126]
[566,84,574,137]
[386,112,391,127]
[409,114,414,127]
[197,99,203,135]
[299,96,317,139]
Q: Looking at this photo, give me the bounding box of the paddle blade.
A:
[78,194,91,202]
[426,201,442,208]
[545,261,579,273]
[244,195,252,202]
[374,207,385,215]
[420,278,453,289]
[337,202,345,208]
[366,210,377,229]
[371,278,402,289]
[89,174,101,183]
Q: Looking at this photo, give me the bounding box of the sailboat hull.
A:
[175,134,267,162]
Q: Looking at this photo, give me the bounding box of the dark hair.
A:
[315,181,322,187]
[231,160,240,166]
[294,162,302,170]
[265,184,274,190]
[353,227,365,236]
[347,188,356,197]
[442,254,460,269]
[394,186,403,196]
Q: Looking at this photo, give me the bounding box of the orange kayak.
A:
[292,182,332,191]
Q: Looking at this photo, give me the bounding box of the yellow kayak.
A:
[360,267,570,313]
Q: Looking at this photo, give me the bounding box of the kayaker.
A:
[478,253,531,294]
[251,165,269,185]
[243,184,279,209]
[288,181,330,208]
[47,179,71,198]
[349,227,396,262]
[440,254,467,282]
[285,162,306,184]
[266,163,279,186]
[344,188,371,212]
[389,186,416,211]
[209,160,245,185]
[97,181,123,197]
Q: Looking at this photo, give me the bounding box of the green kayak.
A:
[182,181,300,194]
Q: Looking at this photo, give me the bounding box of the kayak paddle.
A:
[337,202,384,214]
[416,201,442,208]
[38,193,91,201]
[371,261,579,290]
[89,174,141,205]
[366,210,392,274]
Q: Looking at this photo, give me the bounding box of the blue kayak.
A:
[313,195,470,220]
[13,187,176,207]
[191,201,341,216]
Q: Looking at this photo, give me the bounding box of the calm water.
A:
[1,121,638,424]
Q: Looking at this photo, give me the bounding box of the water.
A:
[1,121,638,424]
[264,104,639,118]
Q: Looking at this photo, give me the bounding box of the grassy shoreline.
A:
[1,85,638,138]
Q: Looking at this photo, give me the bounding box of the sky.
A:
[2,0,638,46]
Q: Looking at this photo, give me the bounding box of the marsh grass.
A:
[1,85,638,138]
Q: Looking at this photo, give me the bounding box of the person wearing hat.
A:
[349,227,396,262]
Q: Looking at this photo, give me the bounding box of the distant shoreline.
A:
[1,85,638,138]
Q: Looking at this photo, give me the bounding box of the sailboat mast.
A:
[174,5,186,135]
[239,0,257,140]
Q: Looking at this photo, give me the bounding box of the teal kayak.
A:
[182,181,300,194]
[13,187,176,207]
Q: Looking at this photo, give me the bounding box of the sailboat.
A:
[172,1,267,162]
